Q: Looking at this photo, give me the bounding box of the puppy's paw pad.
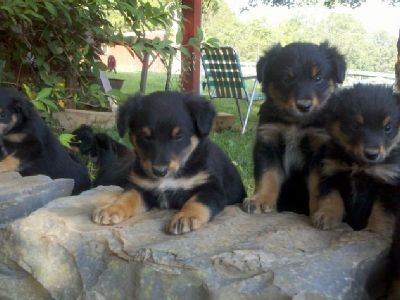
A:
[312,210,341,230]
[242,197,276,214]
[168,213,203,235]
[92,205,125,225]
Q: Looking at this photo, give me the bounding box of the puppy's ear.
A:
[117,94,143,137]
[12,94,33,118]
[185,94,216,137]
[320,42,347,84]
[257,43,282,84]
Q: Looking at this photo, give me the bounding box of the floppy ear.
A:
[12,94,33,118]
[184,94,216,137]
[320,42,347,84]
[257,43,282,84]
[117,94,143,137]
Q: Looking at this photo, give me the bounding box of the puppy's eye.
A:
[313,74,322,83]
[384,122,393,134]
[173,134,184,141]
[0,112,6,119]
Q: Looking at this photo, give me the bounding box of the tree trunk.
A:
[395,29,400,94]
[140,52,149,94]
[165,53,174,91]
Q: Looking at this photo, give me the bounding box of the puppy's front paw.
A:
[168,213,205,235]
[92,204,127,225]
[312,210,341,230]
[168,198,210,235]
[0,156,20,173]
[242,196,276,214]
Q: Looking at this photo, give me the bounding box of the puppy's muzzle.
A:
[152,165,168,177]
[296,99,313,113]
[363,148,381,162]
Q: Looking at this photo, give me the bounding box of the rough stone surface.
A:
[0,172,74,224]
[0,187,390,300]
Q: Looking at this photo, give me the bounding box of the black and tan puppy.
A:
[71,124,135,187]
[92,91,246,235]
[0,87,91,194]
[311,84,400,233]
[244,42,346,215]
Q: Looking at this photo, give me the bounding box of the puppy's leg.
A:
[365,201,394,237]
[308,169,320,215]
[243,136,283,214]
[243,167,283,213]
[312,190,344,230]
[0,154,20,173]
[92,190,147,225]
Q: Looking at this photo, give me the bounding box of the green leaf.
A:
[44,1,57,16]
[36,88,52,100]
[58,133,75,148]
[32,101,46,112]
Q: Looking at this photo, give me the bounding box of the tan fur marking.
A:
[311,65,320,78]
[0,155,20,173]
[92,190,146,225]
[257,123,286,144]
[171,127,181,138]
[142,127,151,137]
[383,116,391,127]
[311,95,319,108]
[168,196,210,234]
[366,201,394,236]
[312,190,344,230]
[243,168,283,213]
[308,170,320,215]
[353,143,364,159]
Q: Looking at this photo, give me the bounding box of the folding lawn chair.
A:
[201,46,264,134]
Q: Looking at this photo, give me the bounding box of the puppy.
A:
[311,84,400,233]
[71,124,135,187]
[92,91,246,234]
[243,42,346,215]
[0,87,91,195]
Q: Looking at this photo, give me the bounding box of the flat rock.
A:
[0,187,390,300]
[0,172,74,224]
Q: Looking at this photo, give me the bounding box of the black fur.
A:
[71,124,135,187]
[247,42,346,215]
[0,87,91,195]
[117,91,246,217]
[313,84,400,229]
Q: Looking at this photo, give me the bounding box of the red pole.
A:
[181,0,201,93]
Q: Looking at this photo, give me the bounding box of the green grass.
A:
[104,71,263,195]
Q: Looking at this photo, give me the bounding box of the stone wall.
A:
[0,186,391,300]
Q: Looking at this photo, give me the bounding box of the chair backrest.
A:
[201,47,248,100]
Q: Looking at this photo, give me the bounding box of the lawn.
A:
[104,71,263,195]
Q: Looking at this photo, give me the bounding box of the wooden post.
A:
[181,0,201,93]
[395,29,400,94]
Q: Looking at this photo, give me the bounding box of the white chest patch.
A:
[130,171,209,192]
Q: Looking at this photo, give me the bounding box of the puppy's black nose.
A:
[363,148,380,161]
[296,99,312,112]
[152,165,168,177]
